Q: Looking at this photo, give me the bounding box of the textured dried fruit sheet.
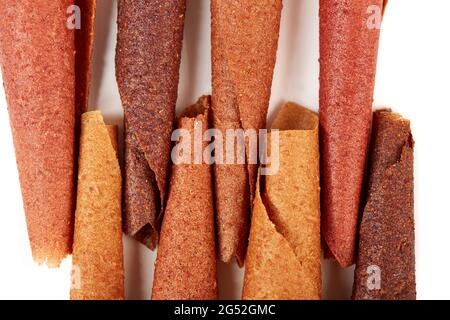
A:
[152,96,218,300]
[243,103,321,300]
[71,111,124,300]
[319,0,385,267]
[116,0,186,249]
[0,0,76,267]
[353,110,415,300]
[75,0,97,118]
[211,0,282,266]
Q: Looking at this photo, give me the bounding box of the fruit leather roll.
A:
[116,0,186,249]
[319,0,386,267]
[152,96,218,300]
[75,0,97,117]
[353,110,415,300]
[0,0,78,266]
[243,103,321,300]
[211,0,282,265]
[71,111,124,300]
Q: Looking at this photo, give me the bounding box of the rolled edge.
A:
[319,0,385,267]
[75,0,97,117]
[123,125,160,248]
[152,96,218,300]
[71,111,124,300]
[0,0,76,267]
[211,0,282,265]
[116,0,186,249]
[243,103,321,300]
[353,110,415,300]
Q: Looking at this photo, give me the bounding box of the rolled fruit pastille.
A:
[116,0,186,249]
[0,0,80,266]
[319,0,387,267]
[353,110,415,300]
[243,103,321,300]
[211,0,282,266]
[71,111,124,300]
[152,96,218,300]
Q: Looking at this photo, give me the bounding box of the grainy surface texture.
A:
[71,111,124,300]
[152,96,218,300]
[116,0,186,249]
[211,0,282,265]
[353,110,415,300]
[319,0,385,267]
[0,0,76,267]
[243,103,321,300]
[75,0,96,117]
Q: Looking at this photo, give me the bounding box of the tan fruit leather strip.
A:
[353,110,415,300]
[243,103,321,300]
[0,1,76,267]
[75,0,96,117]
[71,111,124,300]
[152,96,218,300]
[211,0,282,265]
[319,0,385,267]
[116,0,186,249]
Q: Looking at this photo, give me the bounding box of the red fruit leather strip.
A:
[116,0,186,249]
[211,0,282,265]
[353,110,415,300]
[152,96,218,300]
[0,0,76,267]
[319,0,384,267]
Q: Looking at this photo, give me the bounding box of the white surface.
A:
[0,0,449,300]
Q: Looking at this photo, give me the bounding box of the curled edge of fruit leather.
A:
[75,0,97,118]
[352,109,415,300]
[116,0,187,249]
[242,103,321,300]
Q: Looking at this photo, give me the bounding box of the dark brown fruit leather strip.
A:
[353,110,415,300]
[116,0,186,249]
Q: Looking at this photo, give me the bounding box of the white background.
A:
[0,0,449,300]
